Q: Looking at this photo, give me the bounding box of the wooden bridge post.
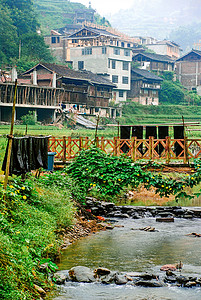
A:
[114,137,117,156]
[117,138,121,157]
[85,136,89,149]
[63,136,66,163]
[132,136,137,161]
[67,136,71,159]
[131,137,134,161]
[149,136,154,160]
[52,136,56,153]
[101,136,105,152]
[79,136,83,151]
[166,136,171,164]
[183,136,188,164]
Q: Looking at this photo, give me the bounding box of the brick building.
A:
[175,49,201,95]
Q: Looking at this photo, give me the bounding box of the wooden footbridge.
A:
[48,136,201,164]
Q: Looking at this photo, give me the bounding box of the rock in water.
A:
[114,274,128,285]
[94,267,111,276]
[68,266,95,282]
[160,264,177,271]
[54,270,69,284]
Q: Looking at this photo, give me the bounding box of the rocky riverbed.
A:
[85,197,201,219]
[54,266,201,288]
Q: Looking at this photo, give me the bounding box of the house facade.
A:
[127,68,163,105]
[175,49,201,95]
[65,26,133,103]
[146,40,182,59]
[133,52,175,72]
[0,63,119,122]
[20,63,117,117]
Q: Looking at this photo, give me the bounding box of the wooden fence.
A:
[48,136,201,164]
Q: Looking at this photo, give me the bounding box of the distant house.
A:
[133,52,175,72]
[175,49,201,95]
[64,26,133,103]
[127,68,163,105]
[146,40,182,59]
[20,62,118,117]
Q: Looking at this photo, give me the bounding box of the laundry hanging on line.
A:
[2,136,49,175]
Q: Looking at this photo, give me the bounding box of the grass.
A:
[0,175,76,299]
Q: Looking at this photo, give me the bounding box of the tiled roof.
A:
[22,63,116,87]
[176,49,201,61]
[67,26,118,39]
[131,68,163,81]
[133,52,175,63]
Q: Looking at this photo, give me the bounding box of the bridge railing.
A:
[48,136,201,164]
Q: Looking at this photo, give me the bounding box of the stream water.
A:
[54,217,201,300]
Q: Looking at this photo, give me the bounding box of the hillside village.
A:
[3,2,201,300]
[1,1,201,123]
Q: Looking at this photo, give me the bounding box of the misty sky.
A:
[71,0,133,15]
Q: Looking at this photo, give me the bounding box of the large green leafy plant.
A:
[66,146,201,201]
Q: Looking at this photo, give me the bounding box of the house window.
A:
[78,61,84,70]
[51,37,56,44]
[108,59,110,68]
[119,90,124,98]
[102,47,107,54]
[82,48,92,55]
[127,43,130,47]
[112,75,118,83]
[122,76,129,84]
[144,89,148,94]
[121,42,125,47]
[122,61,129,70]
[57,37,60,43]
[114,48,120,55]
[124,49,130,56]
[152,90,157,95]
[112,60,116,69]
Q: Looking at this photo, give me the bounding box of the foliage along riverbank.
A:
[1,146,201,299]
[0,174,79,300]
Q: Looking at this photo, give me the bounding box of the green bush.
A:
[159,80,185,104]
[66,146,201,201]
[21,111,36,125]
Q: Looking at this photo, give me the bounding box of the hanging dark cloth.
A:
[158,126,169,155]
[132,126,143,154]
[29,136,48,170]
[174,126,184,157]
[2,136,49,175]
[146,126,157,139]
[120,126,131,153]
[2,137,30,175]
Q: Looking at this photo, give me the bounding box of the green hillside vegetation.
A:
[33,0,111,35]
[0,0,53,71]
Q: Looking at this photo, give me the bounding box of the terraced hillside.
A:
[33,0,110,35]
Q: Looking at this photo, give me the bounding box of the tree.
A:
[0,5,18,64]
[2,0,38,36]
[21,33,53,62]
[159,80,184,104]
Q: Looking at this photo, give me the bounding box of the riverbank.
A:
[0,173,112,300]
[0,175,76,300]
